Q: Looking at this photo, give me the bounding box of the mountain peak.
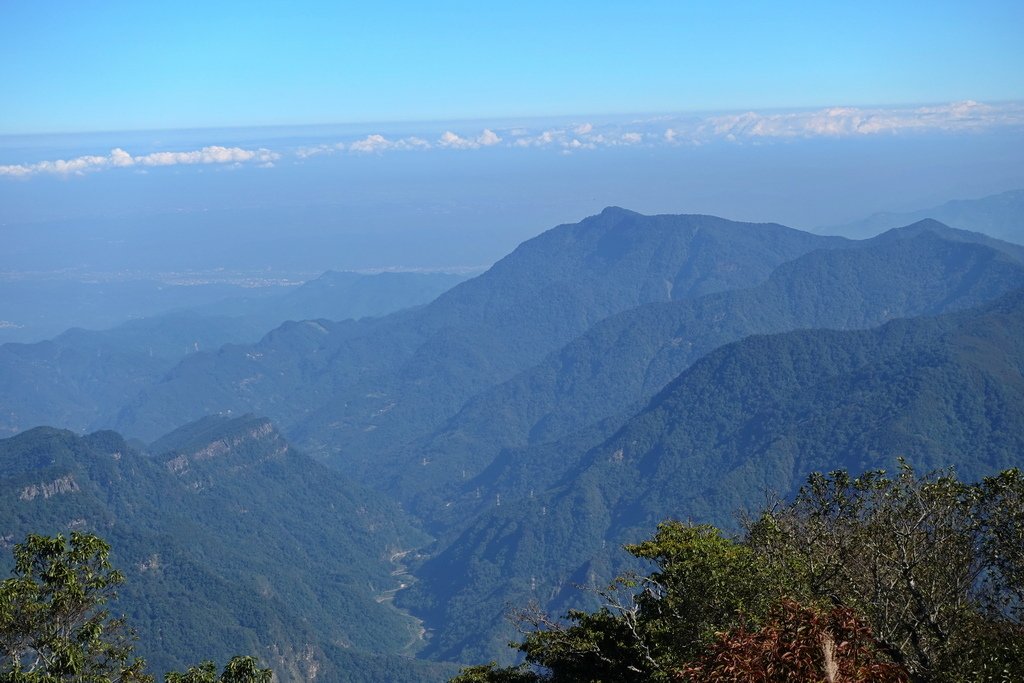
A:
[866,219,1024,265]
[874,218,953,239]
[598,205,638,217]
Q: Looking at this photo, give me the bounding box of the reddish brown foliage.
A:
[678,600,909,682]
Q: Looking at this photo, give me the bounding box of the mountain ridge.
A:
[108,211,846,466]
[405,287,1024,663]
[395,227,1024,525]
[0,416,450,681]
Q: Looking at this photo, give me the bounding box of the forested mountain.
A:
[0,270,465,437]
[110,210,844,456]
[405,288,1024,663]
[399,227,1024,523]
[6,207,1024,678]
[0,416,455,682]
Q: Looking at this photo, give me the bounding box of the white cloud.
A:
[439,131,474,149]
[110,148,134,166]
[350,134,397,153]
[513,128,563,148]
[333,102,1024,157]
[349,134,431,153]
[438,129,504,149]
[511,126,647,151]
[478,129,502,146]
[0,164,32,177]
[295,143,344,158]
[135,146,279,167]
[0,145,280,178]
[696,101,1024,142]
[3,100,1021,180]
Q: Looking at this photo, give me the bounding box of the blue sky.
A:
[2,1,1022,133]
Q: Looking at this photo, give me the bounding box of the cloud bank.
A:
[3,101,1022,179]
[695,100,1022,141]
[0,146,280,177]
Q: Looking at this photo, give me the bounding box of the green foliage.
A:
[460,523,785,682]
[164,657,271,683]
[454,467,1024,683]
[449,663,539,683]
[976,468,1024,622]
[623,524,777,665]
[0,532,151,682]
[0,532,281,683]
[749,464,1024,681]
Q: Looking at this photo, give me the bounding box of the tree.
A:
[0,533,275,683]
[454,523,785,683]
[747,463,1024,682]
[164,657,272,683]
[976,468,1024,623]
[0,532,151,682]
[618,523,779,672]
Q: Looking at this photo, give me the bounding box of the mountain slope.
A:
[407,288,1024,663]
[0,416,450,681]
[239,270,469,325]
[110,210,845,469]
[192,269,470,331]
[402,226,1024,523]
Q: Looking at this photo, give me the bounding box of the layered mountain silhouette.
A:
[0,270,465,436]
[824,188,1024,244]
[407,287,1024,662]
[400,225,1024,525]
[111,211,845,458]
[5,206,1024,677]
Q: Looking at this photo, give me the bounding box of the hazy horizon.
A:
[3,109,1023,277]
[4,1,1022,281]
[3,4,1023,345]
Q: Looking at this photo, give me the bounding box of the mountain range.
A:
[0,270,466,436]
[404,287,1024,661]
[3,198,1024,680]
